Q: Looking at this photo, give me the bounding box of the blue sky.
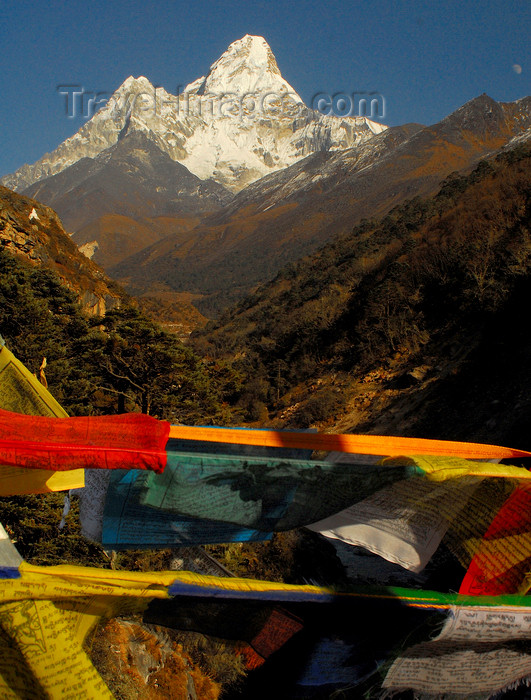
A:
[1,0,529,177]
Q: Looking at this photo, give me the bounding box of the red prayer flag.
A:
[0,408,170,472]
[459,482,531,595]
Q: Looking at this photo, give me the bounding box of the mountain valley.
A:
[112,94,531,316]
[1,34,530,433]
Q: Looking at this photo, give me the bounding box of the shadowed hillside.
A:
[194,144,531,448]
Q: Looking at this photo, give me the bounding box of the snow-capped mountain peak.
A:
[186,35,302,102]
[2,34,387,192]
[118,75,154,92]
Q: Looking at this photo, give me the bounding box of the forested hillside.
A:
[0,250,233,423]
[195,145,531,446]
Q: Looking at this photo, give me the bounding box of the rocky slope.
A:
[0,185,124,315]
[0,184,206,335]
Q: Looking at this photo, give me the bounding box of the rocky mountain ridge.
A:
[23,131,232,269]
[0,185,124,315]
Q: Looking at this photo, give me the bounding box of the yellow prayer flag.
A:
[0,344,84,494]
[380,455,531,482]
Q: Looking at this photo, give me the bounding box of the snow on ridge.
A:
[118,75,154,90]
[184,76,206,94]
